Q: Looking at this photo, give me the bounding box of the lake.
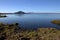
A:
[0,13,60,30]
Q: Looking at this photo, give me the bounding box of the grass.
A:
[51,20,60,25]
[0,22,60,40]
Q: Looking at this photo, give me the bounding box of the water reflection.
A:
[14,14,25,16]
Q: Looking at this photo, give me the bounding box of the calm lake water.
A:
[0,13,60,30]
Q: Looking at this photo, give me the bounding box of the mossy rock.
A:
[51,20,60,25]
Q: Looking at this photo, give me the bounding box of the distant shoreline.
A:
[0,13,60,14]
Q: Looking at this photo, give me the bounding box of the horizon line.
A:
[0,11,60,13]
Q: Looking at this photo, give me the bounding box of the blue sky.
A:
[0,0,60,13]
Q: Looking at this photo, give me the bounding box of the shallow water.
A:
[0,13,60,30]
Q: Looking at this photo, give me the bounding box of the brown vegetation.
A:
[0,22,60,40]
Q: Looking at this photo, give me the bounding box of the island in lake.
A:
[0,14,7,18]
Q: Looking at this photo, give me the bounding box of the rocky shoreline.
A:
[0,22,60,40]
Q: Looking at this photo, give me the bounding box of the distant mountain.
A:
[0,11,25,14]
[14,11,25,14]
